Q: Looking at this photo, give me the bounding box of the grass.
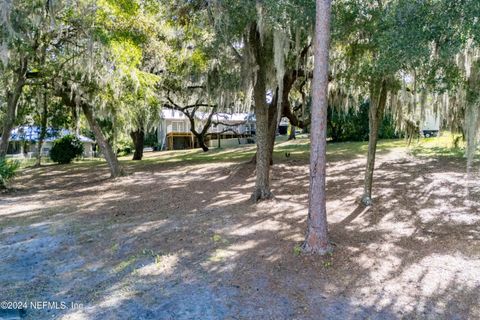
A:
[112,255,139,274]
[133,132,469,165]
[125,142,258,165]
[409,132,469,158]
[121,135,409,166]
[12,132,473,173]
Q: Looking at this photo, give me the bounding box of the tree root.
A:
[250,188,274,202]
[361,195,373,206]
[301,241,334,255]
[110,168,127,179]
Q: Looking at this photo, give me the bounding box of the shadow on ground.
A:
[0,146,479,319]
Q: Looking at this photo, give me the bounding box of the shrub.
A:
[327,102,401,142]
[0,157,20,189]
[50,135,84,164]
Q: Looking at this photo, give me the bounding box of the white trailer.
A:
[421,109,440,137]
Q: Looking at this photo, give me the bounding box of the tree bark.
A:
[165,97,217,153]
[250,66,307,164]
[35,88,49,166]
[0,57,28,157]
[81,102,124,178]
[188,111,213,152]
[281,73,310,130]
[249,91,280,166]
[56,86,123,177]
[249,23,273,201]
[302,0,332,255]
[266,99,279,166]
[289,125,296,140]
[195,133,209,152]
[130,129,145,160]
[361,80,388,206]
[465,58,480,188]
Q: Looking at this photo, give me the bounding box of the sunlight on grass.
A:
[19,132,471,172]
[120,143,258,165]
[409,132,468,158]
[11,157,53,169]
[272,137,407,162]
[129,136,411,166]
[119,134,466,166]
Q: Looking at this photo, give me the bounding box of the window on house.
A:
[172,121,185,132]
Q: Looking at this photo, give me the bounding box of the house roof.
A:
[161,108,254,123]
[160,109,189,120]
[214,112,252,122]
[9,126,95,143]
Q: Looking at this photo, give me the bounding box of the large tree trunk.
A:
[361,80,388,206]
[130,129,145,160]
[250,24,273,201]
[0,57,28,157]
[249,98,279,166]
[252,105,272,201]
[81,102,124,178]
[251,65,306,164]
[35,88,48,166]
[302,0,332,255]
[465,56,480,191]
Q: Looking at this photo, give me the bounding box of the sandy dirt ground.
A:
[0,145,479,319]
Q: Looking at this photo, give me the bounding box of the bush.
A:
[327,102,401,142]
[117,146,132,157]
[50,135,84,164]
[0,157,20,189]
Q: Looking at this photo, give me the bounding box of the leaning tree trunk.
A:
[194,133,209,152]
[302,0,332,255]
[130,129,145,160]
[250,24,273,201]
[185,109,214,153]
[81,102,124,178]
[35,88,48,166]
[0,57,28,157]
[361,80,388,206]
[198,136,209,152]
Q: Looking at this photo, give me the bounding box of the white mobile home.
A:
[6,126,95,158]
